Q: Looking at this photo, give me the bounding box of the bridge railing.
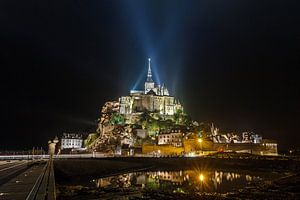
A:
[0,155,49,160]
[0,153,112,160]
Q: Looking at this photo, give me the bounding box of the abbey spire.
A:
[121,58,182,116]
[145,58,155,94]
[147,58,153,82]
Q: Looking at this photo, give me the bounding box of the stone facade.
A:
[119,93,181,116]
[119,58,182,116]
[158,130,183,147]
[61,133,83,150]
[183,139,278,156]
[142,138,278,156]
[142,144,184,155]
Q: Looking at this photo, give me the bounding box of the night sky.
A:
[0,1,299,150]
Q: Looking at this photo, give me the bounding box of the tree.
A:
[173,109,182,124]
[109,113,125,125]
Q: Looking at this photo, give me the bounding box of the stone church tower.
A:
[119,58,182,116]
[144,58,155,94]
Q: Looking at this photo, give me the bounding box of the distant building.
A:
[119,58,183,116]
[135,129,147,139]
[242,132,262,144]
[252,134,263,144]
[260,139,278,155]
[158,129,183,147]
[61,133,83,150]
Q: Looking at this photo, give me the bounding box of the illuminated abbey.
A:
[86,59,278,156]
[119,58,182,115]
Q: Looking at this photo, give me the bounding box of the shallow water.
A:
[57,169,285,199]
[90,169,277,194]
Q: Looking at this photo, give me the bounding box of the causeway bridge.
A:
[0,157,56,200]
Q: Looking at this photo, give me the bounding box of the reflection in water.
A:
[94,170,262,194]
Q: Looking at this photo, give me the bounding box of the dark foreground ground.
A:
[54,157,300,199]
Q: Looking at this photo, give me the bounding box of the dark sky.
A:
[0,0,299,150]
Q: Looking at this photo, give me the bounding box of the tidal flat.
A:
[54,157,300,200]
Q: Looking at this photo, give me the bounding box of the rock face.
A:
[87,100,190,153]
[88,101,136,152]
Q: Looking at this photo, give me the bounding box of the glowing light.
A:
[198,138,203,143]
[187,152,195,157]
[199,174,204,181]
[131,58,161,90]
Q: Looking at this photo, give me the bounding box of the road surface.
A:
[0,160,55,200]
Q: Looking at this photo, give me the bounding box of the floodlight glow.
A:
[131,65,147,90]
[131,58,161,90]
